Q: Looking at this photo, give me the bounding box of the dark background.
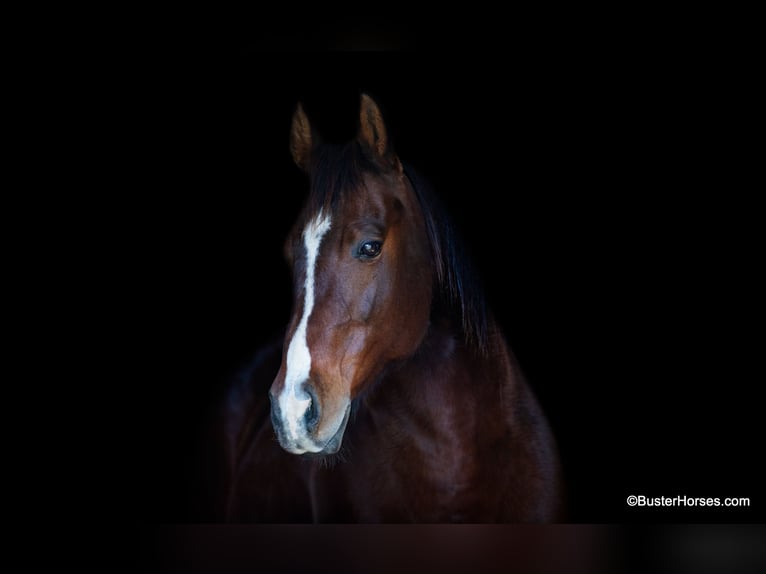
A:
[133,46,761,524]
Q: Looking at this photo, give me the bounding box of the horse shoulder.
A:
[493,343,565,521]
[223,339,283,468]
[218,338,313,522]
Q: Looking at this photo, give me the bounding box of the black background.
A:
[133,45,761,524]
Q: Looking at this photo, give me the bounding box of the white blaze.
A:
[279,211,332,447]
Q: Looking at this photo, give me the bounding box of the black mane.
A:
[403,163,488,355]
[305,142,489,354]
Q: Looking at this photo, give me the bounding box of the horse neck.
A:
[361,314,518,425]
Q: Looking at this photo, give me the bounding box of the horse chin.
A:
[319,402,352,454]
[300,402,351,458]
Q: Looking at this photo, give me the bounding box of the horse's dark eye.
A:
[358,240,382,259]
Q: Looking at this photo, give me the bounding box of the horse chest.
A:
[310,406,484,522]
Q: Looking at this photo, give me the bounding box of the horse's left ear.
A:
[358,94,401,173]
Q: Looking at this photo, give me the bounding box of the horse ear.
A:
[358,94,401,172]
[290,102,316,172]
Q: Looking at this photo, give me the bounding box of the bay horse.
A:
[219,94,563,522]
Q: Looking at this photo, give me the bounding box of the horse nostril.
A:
[304,399,319,431]
[302,383,320,432]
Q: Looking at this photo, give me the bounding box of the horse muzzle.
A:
[269,385,351,455]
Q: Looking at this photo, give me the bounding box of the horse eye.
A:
[358,240,382,259]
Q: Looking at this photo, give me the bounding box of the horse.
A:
[217,94,564,522]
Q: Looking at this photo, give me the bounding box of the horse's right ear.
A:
[290,103,316,172]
